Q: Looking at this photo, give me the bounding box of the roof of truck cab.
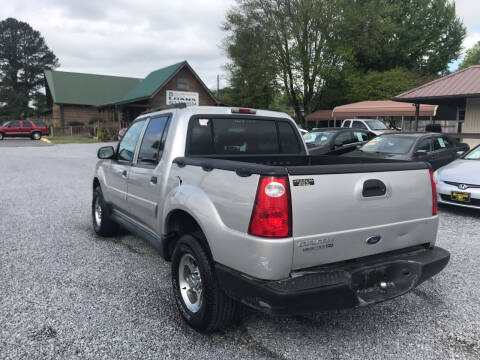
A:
[138,106,293,120]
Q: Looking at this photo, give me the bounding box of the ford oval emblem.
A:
[366,235,381,245]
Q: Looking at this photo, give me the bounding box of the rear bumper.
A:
[216,246,449,314]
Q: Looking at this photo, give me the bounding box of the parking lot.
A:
[1,140,479,360]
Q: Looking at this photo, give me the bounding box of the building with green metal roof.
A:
[45,61,218,126]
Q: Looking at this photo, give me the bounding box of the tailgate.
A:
[289,168,438,270]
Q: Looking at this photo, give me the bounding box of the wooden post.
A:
[414,103,420,131]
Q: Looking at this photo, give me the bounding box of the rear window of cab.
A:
[188,117,303,155]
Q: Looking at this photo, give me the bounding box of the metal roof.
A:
[44,70,142,106]
[393,65,480,102]
[117,61,186,104]
[333,100,437,118]
[305,110,334,121]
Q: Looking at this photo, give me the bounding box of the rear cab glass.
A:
[187,116,303,156]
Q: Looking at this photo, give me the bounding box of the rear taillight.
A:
[429,169,437,215]
[248,176,291,238]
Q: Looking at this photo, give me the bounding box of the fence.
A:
[49,125,121,140]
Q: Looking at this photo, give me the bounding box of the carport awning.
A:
[333,100,437,118]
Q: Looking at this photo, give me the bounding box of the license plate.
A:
[451,191,471,202]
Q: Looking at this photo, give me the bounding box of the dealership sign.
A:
[166,90,199,106]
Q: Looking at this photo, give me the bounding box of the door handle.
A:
[150,176,157,184]
[122,170,127,178]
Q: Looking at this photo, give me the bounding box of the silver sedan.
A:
[435,144,480,209]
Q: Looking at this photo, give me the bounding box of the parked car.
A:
[346,133,470,170]
[92,106,448,332]
[118,127,127,140]
[341,118,394,135]
[304,128,376,155]
[0,120,49,140]
[435,144,480,209]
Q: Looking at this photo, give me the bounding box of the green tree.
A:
[0,18,59,119]
[342,0,465,75]
[458,41,480,70]
[224,0,345,126]
[344,67,437,103]
[222,11,279,109]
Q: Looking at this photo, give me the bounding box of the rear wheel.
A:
[92,186,119,236]
[31,131,41,140]
[171,234,240,333]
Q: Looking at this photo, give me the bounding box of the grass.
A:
[44,136,103,144]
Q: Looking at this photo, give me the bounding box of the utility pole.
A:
[217,75,220,97]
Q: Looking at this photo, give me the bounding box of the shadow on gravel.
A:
[439,204,480,218]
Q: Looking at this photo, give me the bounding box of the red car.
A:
[0,120,49,140]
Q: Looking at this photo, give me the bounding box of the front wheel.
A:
[92,186,119,236]
[171,234,240,333]
[0,132,3,140]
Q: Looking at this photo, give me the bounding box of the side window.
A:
[433,136,447,151]
[9,121,20,127]
[117,120,146,162]
[343,120,351,128]
[416,138,432,152]
[137,116,169,166]
[353,131,368,142]
[335,132,354,146]
[22,121,32,127]
[352,121,367,130]
[278,122,301,153]
[441,136,452,148]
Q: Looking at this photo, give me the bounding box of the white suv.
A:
[341,118,392,135]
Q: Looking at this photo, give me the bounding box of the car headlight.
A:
[433,170,439,184]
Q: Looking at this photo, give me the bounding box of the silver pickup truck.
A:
[92,105,449,333]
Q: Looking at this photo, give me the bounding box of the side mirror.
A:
[456,150,465,157]
[97,146,115,159]
[414,149,428,157]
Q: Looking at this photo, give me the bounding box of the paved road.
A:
[1,143,479,359]
[0,138,52,147]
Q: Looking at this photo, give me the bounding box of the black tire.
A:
[31,131,41,140]
[171,234,239,333]
[92,186,119,236]
[0,132,3,140]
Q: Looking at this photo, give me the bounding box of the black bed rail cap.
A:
[173,157,288,176]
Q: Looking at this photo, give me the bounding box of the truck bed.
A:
[172,154,436,274]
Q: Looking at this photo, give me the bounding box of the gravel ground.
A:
[0,143,479,359]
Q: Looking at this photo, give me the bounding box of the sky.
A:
[0,0,479,89]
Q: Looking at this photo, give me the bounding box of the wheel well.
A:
[164,210,212,262]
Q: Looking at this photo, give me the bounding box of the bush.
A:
[97,128,111,141]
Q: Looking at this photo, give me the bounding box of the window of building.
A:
[177,78,188,89]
